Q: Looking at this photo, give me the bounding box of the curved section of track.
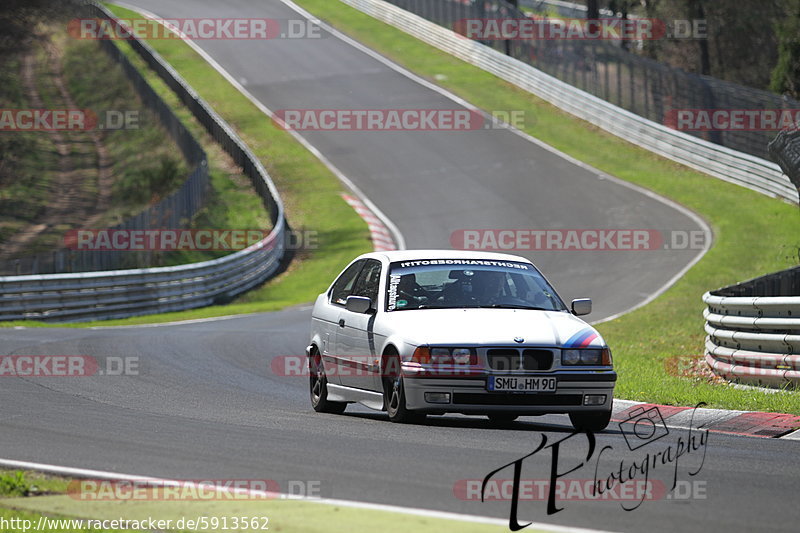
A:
[3,2,789,532]
[1,312,799,532]
[125,0,706,321]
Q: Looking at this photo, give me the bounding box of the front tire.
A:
[569,410,612,432]
[385,376,426,423]
[382,351,425,424]
[309,348,346,414]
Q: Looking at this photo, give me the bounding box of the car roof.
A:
[358,249,534,264]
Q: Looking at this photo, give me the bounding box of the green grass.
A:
[92,3,371,317]
[0,51,58,241]
[61,28,274,269]
[4,1,800,414]
[287,0,800,413]
[0,470,72,498]
[0,470,129,532]
[0,470,519,533]
[60,35,188,225]
[106,35,270,267]
[0,19,189,258]
[0,472,31,498]
[0,3,371,325]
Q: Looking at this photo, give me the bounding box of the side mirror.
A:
[345,295,373,314]
[571,298,592,316]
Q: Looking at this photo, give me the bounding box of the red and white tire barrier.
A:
[341,194,396,252]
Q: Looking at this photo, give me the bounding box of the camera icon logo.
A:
[619,406,669,451]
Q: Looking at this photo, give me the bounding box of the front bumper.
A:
[403,372,616,414]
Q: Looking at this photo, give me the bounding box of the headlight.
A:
[562,349,581,365]
[561,348,612,366]
[422,347,477,365]
[430,348,450,364]
[451,348,473,364]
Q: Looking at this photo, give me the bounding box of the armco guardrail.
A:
[520,0,622,20]
[703,266,800,388]
[1,28,210,276]
[0,3,286,322]
[338,0,799,204]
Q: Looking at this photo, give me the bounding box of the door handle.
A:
[338,319,345,328]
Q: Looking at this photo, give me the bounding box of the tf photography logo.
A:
[479,404,709,531]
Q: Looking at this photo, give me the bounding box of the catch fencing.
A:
[385,0,800,161]
[0,2,287,321]
[0,19,210,276]
[340,0,797,203]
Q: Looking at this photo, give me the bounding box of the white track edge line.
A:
[0,458,617,533]
[113,0,406,254]
[276,0,712,326]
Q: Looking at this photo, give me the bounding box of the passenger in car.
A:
[397,273,427,302]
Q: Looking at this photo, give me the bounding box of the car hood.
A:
[379,308,606,348]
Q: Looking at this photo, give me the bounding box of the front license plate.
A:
[487,376,557,392]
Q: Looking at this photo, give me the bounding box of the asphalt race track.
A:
[126,0,706,322]
[2,1,795,532]
[2,309,799,532]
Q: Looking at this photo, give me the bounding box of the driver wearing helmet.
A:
[443,269,505,305]
[474,270,505,303]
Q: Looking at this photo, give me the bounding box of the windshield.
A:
[386,259,567,311]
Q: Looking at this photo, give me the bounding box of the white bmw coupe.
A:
[307,250,616,431]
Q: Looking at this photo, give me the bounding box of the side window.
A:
[330,260,365,306]
[351,260,382,304]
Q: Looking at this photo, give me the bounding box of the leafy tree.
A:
[770,0,800,98]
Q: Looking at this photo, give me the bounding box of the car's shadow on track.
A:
[339,410,625,436]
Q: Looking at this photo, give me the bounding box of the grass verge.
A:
[0,2,371,325]
[62,26,273,269]
[0,14,264,268]
[0,470,516,533]
[287,0,800,413]
[96,2,372,316]
[3,1,800,413]
[0,17,185,257]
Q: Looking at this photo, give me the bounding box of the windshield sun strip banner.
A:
[391,259,532,270]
